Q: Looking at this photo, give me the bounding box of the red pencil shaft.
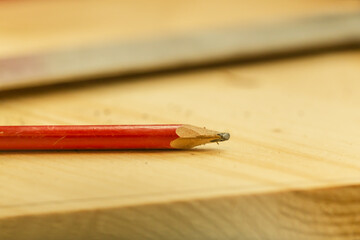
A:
[0,125,182,150]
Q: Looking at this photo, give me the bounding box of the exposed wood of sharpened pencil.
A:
[0,124,230,150]
[0,12,360,90]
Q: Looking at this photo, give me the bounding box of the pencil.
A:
[0,124,230,150]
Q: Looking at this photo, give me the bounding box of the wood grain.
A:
[1,50,360,239]
[1,0,360,90]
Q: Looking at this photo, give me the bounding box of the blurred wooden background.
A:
[1,0,358,56]
[1,0,359,89]
[1,1,360,239]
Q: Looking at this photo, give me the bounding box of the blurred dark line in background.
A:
[1,0,360,104]
[1,44,358,101]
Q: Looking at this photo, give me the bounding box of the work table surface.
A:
[1,50,360,239]
[1,0,360,239]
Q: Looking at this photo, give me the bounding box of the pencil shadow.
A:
[0,148,222,155]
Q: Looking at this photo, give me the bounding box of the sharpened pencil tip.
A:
[217,132,230,141]
[172,125,230,148]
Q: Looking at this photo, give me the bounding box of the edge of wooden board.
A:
[1,180,360,239]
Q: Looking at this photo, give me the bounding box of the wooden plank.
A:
[1,50,360,239]
[1,12,359,91]
[1,0,359,90]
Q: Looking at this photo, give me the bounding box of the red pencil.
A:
[0,124,230,150]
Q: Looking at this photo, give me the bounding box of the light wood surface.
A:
[1,49,360,239]
[1,0,360,90]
